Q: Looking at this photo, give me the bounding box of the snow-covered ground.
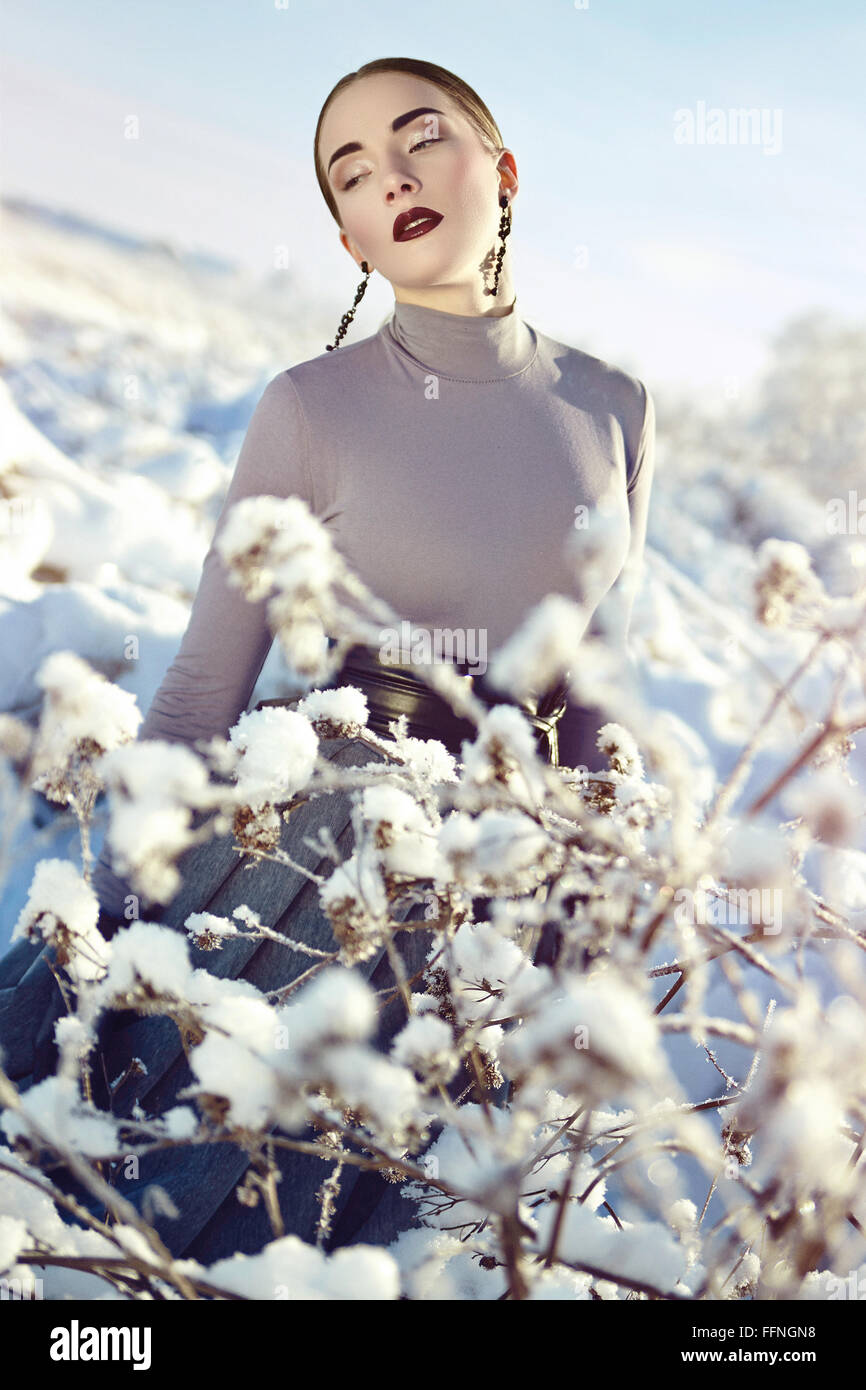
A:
[1,199,865,1282]
[0,196,359,944]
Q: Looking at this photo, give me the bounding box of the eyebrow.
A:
[327,107,446,176]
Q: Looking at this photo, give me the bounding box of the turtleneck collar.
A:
[383,297,538,381]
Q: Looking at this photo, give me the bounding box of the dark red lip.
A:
[393,207,443,241]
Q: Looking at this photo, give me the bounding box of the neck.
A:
[384,296,538,381]
[393,271,516,317]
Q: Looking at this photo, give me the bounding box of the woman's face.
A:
[318,71,517,295]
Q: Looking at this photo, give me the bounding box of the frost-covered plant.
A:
[1,495,865,1303]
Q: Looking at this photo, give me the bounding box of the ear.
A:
[339,229,372,274]
[496,149,519,203]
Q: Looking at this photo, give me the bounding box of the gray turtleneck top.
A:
[92,298,655,916]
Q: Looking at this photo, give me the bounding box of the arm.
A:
[556,380,656,775]
[92,371,312,919]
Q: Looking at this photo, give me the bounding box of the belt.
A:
[256,642,569,765]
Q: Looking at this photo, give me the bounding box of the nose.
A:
[384,174,418,202]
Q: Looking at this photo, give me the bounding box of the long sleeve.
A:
[92,370,312,917]
[556,381,656,775]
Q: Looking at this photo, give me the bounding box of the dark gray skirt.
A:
[0,734,481,1263]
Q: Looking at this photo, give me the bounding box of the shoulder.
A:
[534,327,654,487]
[535,327,651,425]
[255,328,385,425]
[243,327,387,477]
[278,324,386,393]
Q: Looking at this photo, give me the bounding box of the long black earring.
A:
[484,194,512,297]
[326,261,372,351]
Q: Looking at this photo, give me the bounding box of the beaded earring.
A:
[484,193,512,297]
[325,260,372,351]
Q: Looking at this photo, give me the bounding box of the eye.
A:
[341,137,441,191]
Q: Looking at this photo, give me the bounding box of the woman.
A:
[0,57,655,1265]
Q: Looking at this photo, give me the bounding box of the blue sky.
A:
[2,0,864,396]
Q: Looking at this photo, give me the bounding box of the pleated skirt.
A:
[0,733,494,1264]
